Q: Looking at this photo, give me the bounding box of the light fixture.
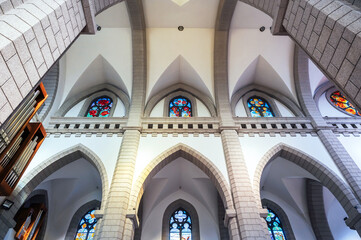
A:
[260,26,266,32]
[97,25,102,31]
[1,199,14,210]
[178,26,184,31]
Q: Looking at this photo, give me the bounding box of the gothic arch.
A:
[231,84,304,117]
[128,143,233,215]
[144,83,217,117]
[0,144,109,238]
[162,199,200,240]
[55,83,130,117]
[253,143,361,232]
[65,200,101,240]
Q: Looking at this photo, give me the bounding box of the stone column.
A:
[221,129,269,240]
[97,129,141,239]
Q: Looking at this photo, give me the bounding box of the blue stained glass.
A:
[169,208,192,240]
[75,209,97,240]
[86,97,113,117]
[169,97,192,117]
[266,209,286,240]
[247,97,275,117]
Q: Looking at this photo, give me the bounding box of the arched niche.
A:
[127,143,236,238]
[54,84,130,117]
[144,83,216,117]
[253,143,361,237]
[231,84,304,117]
[162,199,200,240]
[0,144,109,239]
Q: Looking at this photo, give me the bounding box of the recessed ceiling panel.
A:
[143,0,219,28]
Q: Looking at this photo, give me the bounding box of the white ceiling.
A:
[143,0,220,28]
[95,2,131,28]
[231,2,273,29]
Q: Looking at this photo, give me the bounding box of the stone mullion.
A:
[97,129,140,239]
[221,129,268,240]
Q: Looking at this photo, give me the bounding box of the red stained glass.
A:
[330,91,361,116]
[86,97,113,117]
[169,97,192,117]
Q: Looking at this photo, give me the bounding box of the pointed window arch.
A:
[169,208,192,240]
[329,91,361,116]
[86,96,113,117]
[266,208,287,240]
[75,209,97,240]
[169,97,192,117]
[247,96,275,117]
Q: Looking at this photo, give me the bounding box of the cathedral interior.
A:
[0,0,361,239]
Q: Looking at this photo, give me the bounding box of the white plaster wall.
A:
[59,28,132,105]
[149,99,164,117]
[134,136,228,185]
[239,135,346,184]
[147,28,214,100]
[196,99,211,117]
[235,98,247,117]
[23,135,123,187]
[228,29,296,101]
[318,92,351,117]
[64,99,85,117]
[323,187,359,240]
[337,135,361,170]
[308,59,328,96]
[113,98,126,117]
[261,191,316,240]
[275,100,295,117]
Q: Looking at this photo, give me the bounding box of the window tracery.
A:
[266,208,286,240]
[169,97,192,117]
[247,96,275,117]
[170,208,192,240]
[86,97,113,117]
[329,91,361,116]
[75,209,97,240]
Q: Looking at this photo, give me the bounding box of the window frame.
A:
[162,200,200,240]
[242,92,280,117]
[78,91,118,117]
[163,92,198,117]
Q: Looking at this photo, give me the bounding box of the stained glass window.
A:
[169,97,192,117]
[247,97,275,117]
[75,209,97,240]
[330,91,361,116]
[266,208,286,240]
[170,208,192,240]
[86,97,113,117]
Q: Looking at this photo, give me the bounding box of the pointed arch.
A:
[144,83,216,117]
[253,143,361,232]
[162,199,200,240]
[128,144,233,216]
[0,144,109,236]
[55,83,130,117]
[231,84,304,117]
